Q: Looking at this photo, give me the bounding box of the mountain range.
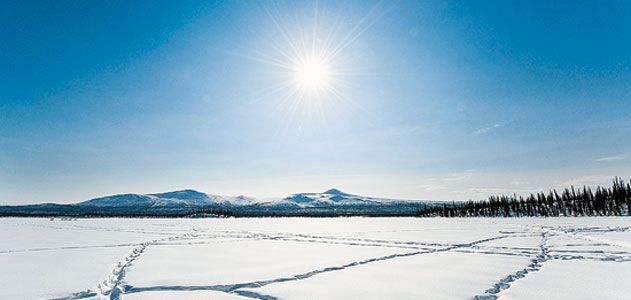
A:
[78,189,258,208]
[0,188,443,217]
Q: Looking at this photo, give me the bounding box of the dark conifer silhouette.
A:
[417,177,631,217]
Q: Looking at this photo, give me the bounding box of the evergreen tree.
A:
[417,177,631,218]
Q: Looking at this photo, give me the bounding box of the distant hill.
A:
[0,188,441,217]
[261,188,409,208]
[78,189,258,208]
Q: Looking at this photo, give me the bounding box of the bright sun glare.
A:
[295,57,330,90]
[244,2,380,121]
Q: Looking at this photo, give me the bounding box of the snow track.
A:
[474,230,550,300]
[0,243,143,254]
[1,218,628,300]
[120,234,507,299]
[474,224,631,299]
[99,231,203,300]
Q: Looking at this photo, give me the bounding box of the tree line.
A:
[417,177,631,217]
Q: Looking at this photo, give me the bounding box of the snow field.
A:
[0,217,629,299]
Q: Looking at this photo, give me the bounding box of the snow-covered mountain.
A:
[260,188,409,208]
[78,189,258,208]
[1,188,440,217]
[77,188,418,209]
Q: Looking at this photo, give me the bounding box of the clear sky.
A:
[1,0,630,204]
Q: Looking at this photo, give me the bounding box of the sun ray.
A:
[230,1,388,137]
[323,5,386,63]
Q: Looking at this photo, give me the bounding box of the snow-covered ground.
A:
[1,217,630,300]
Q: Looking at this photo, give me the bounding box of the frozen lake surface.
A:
[1,217,630,300]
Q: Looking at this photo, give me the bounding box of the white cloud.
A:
[510,181,530,186]
[415,184,445,191]
[560,175,615,187]
[595,155,625,162]
[473,124,501,135]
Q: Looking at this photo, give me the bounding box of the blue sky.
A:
[1,0,630,203]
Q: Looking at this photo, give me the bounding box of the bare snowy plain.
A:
[1,217,630,300]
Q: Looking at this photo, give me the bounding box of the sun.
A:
[240,2,381,123]
[294,57,330,91]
